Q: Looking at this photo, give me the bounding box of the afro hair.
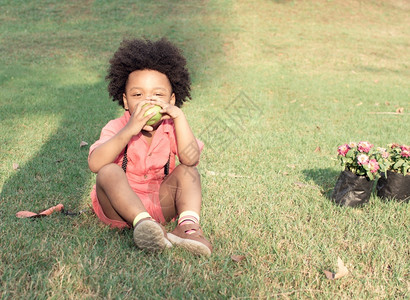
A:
[106,38,191,108]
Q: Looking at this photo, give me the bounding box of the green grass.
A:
[1,0,409,298]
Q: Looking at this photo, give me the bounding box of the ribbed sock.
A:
[178,211,199,234]
[133,212,152,227]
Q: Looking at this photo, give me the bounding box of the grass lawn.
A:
[1,0,409,298]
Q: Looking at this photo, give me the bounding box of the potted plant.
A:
[332,141,388,207]
[376,144,410,202]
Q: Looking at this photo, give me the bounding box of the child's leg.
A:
[159,164,202,221]
[96,163,171,251]
[96,163,146,224]
[159,164,212,256]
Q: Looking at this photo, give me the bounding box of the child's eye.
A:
[155,93,164,96]
[133,93,142,97]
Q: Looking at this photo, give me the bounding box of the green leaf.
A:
[366,171,373,180]
[346,150,355,159]
[393,160,404,169]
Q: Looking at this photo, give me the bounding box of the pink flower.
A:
[338,144,350,156]
[377,147,389,159]
[358,141,373,153]
[369,159,380,173]
[402,149,410,158]
[357,154,369,165]
[348,142,357,148]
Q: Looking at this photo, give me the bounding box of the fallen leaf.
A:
[374,79,379,83]
[287,164,296,169]
[283,171,289,176]
[314,146,321,153]
[231,255,246,262]
[396,107,404,114]
[324,257,349,280]
[13,163,19,170]
[385,101,390,106]
[356,102,363,106]
[323,270,334,280]
[80,141,88,148]
[16,211,38,218]
[206,170,216,176]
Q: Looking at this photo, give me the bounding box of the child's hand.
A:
[148,99,183,121]
[125,101,158,134]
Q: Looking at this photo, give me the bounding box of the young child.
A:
[88,38,212,256]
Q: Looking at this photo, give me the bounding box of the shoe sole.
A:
[133,221,172,252]
[167,233,211,256]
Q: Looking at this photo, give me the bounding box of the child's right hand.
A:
[124,101,157,135]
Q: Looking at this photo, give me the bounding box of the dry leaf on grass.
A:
[314,146,321,153]
[324,257,349,280]
[231,255,246,262]
[396,107,404,114]
[12,163,19,170]
[80,141,88,148]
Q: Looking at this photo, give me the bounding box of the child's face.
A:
[123,69,175,113]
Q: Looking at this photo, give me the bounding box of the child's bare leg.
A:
[97,163,172,251]
[159,164,212,256]
[159,164,202,221]
[96,163,147,223]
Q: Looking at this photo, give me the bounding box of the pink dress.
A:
[89,112,204,228]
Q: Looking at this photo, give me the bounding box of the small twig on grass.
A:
[368,112,408,115]
[269,289,329,297]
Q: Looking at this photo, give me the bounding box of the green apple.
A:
[143,104,162,126]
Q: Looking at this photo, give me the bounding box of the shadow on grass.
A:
[302,168,340,199]
[0,79,113,213]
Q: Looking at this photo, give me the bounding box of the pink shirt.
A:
[89,112,204,225]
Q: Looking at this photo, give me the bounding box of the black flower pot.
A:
[376,170,410,202]
[331,170,374,207]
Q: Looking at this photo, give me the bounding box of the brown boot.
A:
[167,223,212,256]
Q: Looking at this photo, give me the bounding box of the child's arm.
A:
[153,100,200,166]
[88,102,157,173]
[88,126,134,173]
[173,113,200,166]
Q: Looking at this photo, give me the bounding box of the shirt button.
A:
[148,153,152,156]
[144,175,147,179]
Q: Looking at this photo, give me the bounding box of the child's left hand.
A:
[148,99,183,121]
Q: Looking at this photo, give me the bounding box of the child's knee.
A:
[173,164,200,180]
[96,163,124,183]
